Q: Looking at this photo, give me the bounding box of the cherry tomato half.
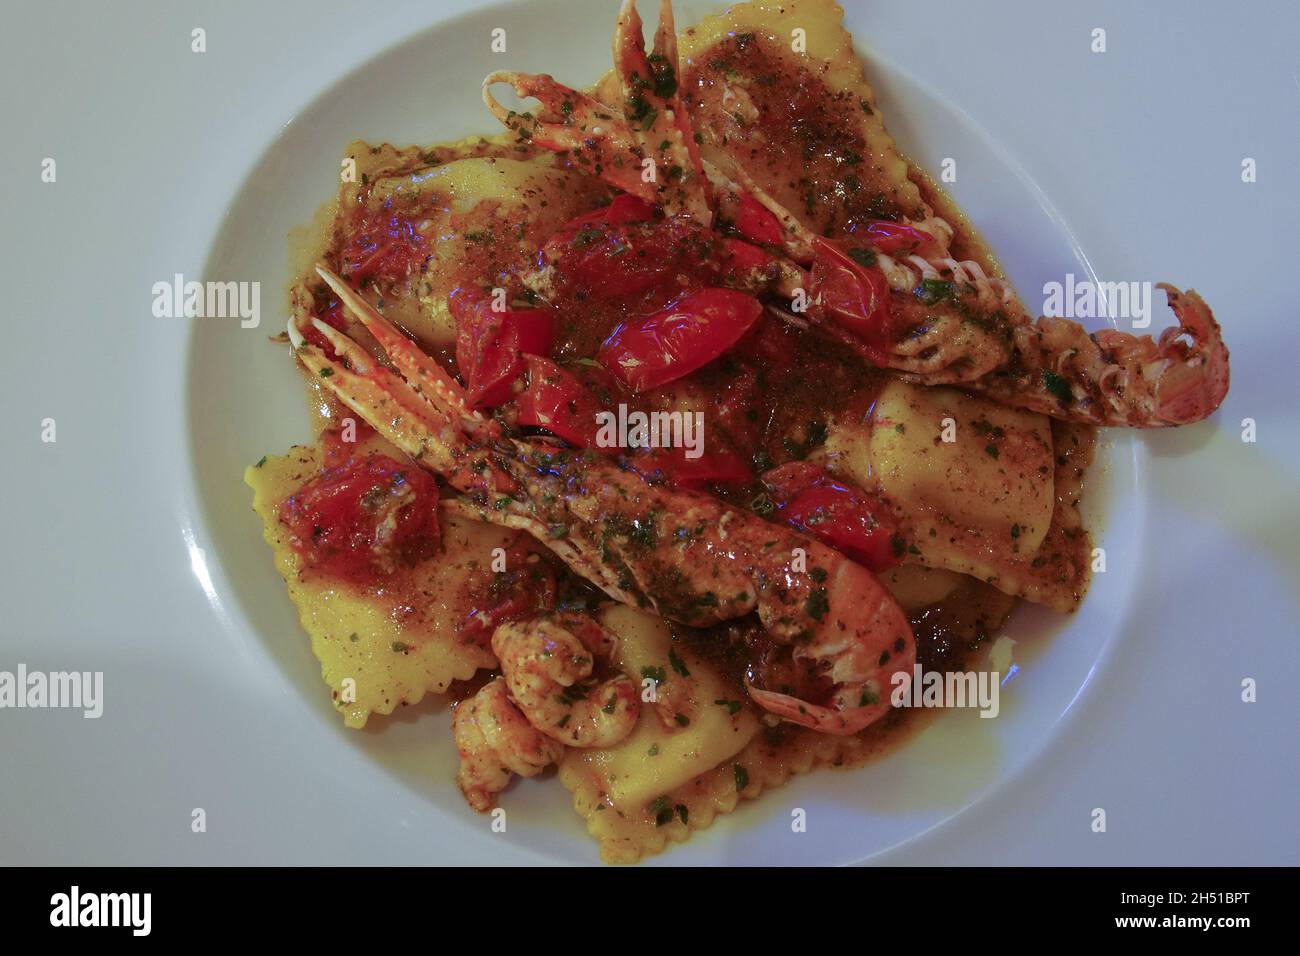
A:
[515,355,610,450]
[279,455,441,584]
[597,288,763,393]
[630,445,753,489]
[450,288,556,409]
[859,219,933,255]
[734,192,785,246]
[460,543,558,646]
[763,461,899,573]
[809,236,895,365]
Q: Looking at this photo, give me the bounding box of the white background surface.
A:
[1,0,1297,865]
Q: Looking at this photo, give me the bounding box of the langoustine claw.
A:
[483,0,710,221]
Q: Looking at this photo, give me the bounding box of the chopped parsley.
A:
[804,587,829,621]
[1043,369,1073,404]
[917,278,955,305]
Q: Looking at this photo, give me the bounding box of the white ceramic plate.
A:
[2,0,1297,865]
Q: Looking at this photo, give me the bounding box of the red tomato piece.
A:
[859,220,933,255]
[558,221,687,298]
[560,193,658,231]
[460,544,558,646]
[734,192,785,246]
[450,288,556,409]
[341,205,428,282]
[809,237,895,365]
[597,288,764,393]
[515,355,610,450]
[631,445,752,489]
[762,461,899,572]
[279,456,441,584]
[720,238,774,274]
[301,294,349,358]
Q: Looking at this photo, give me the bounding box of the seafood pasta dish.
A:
[244,0,1229,862]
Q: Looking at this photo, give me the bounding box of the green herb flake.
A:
[804,587,829,621]
[1043,369,1073,405]
[917,278,955,305]
[734,763,749,792]
[668,647,691,678]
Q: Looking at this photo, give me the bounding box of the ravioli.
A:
[559,601,917,864]
[823,381,1093,611]
[558,605,763,862]
[295,143,608,351]
[678,0,928,231]
[246,433,518,727]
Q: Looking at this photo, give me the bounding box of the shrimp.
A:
[492,614,640,748]
[452,677,564,812]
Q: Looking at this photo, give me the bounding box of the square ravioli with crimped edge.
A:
[557,605,898,863]
[824,381,1095,612]
[294,138,611,354]
[245,433,519,728]
[590,0,926,232]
